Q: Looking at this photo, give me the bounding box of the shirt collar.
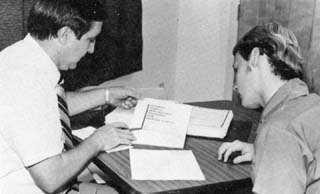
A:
[261,78,309,120]
[23,33,61,85]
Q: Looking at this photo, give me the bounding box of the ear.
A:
[248,47,260,69]
[57,26,74,45]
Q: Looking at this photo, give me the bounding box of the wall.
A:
[174,0,238,102]
[0,1,24,50]
[101,0,239,102]
[237,0,320,95]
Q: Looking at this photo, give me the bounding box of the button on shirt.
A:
[0,34,65,194]
[252,78,320,194]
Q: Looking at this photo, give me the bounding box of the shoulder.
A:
[284,94,320,134]
[0,39,26,60]
[259,94,320,154]
[287,97,320,149]
[0,39,35,79]
[268,93,320,133]
[257,94,320,146]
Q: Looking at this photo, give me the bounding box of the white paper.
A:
[187,107,233,138]
[131,98,191,148]
[72,126,96,139]
[130,149,205,180]
[107,144,132,153]
[72,126,132,153]
[104,99,178,128]
[130,98,177,128]
[104,107,135,126]
[129,100,148,128]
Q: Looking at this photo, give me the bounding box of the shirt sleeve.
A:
[3,68,64,167]
[252,126,307,194]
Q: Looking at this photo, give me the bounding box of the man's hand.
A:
[108,87,140,109]
[27,122,136,193]
[218,140,254,164]
[92,122,136,151]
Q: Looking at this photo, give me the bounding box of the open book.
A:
[105,98,233,148]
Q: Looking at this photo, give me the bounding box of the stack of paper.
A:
[187,106,233,138]
[105,98,233,148]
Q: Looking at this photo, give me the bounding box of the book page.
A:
[187,107,233,138]
[105,98,177,128]
[104,107,135,126]
[130,149,205,180]
[131,99,192,148]
[130,98,177,128]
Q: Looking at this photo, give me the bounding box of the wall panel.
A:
[237,0,319,95]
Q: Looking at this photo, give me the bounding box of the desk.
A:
[72,100,261,194]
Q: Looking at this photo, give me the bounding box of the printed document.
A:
[130,149,205,180]
[131,99,191,148]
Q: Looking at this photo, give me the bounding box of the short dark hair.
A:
[233,22,304,80]
[27,0,107,40]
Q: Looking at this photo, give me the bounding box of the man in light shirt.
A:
[0,0,139,193]
[218,22,320,194]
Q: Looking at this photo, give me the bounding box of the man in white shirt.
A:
[0,0,138,193]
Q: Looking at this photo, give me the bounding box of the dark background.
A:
[0,0,143,91]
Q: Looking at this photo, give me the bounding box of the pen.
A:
[120,127,141,131]
[129,128,141,131]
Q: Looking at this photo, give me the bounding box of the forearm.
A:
[28,136,100,193]
[66,86,140,116]
[66,88,106,116]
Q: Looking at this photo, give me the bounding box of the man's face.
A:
[59,21,103,70]
[233,53,261,109]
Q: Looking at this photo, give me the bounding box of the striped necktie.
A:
[56,79,79,192]
[56,79,74,149]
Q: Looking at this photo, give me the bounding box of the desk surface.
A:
[74,100,261,194]
[95,139,251,194]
